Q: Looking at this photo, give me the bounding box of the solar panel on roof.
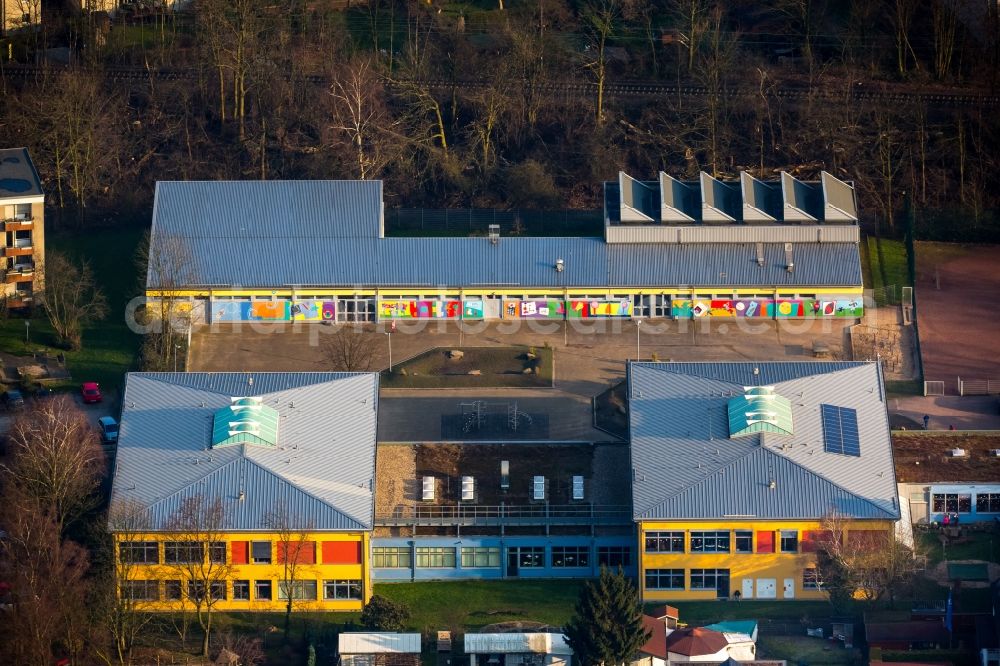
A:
[820,404,860,456]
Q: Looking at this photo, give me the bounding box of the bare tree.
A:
[38,251,108,351]
[932,0,959,80]
[104,499,156,665]
[669,0,712,73]
[891,0,921,75]
[581,0,622,124]
[265,501,317,641]
[2,395,105,536]
[165,495,234,658]
[814,510,920,609]
[329,59,397,180]
[135,229,197,370]
[321,326,379,372]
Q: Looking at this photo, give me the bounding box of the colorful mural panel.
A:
[379,300,462,319]
[502,300,566,319]
[291,301,336,321]
[463,300,485,319]
[211,300,248,322]
[566,299,633,318]
[250,301,290,320]
[734,300,773,317]
[834,299,864,317]
[670,298,859,319]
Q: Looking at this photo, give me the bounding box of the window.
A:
[255,580,272,600]
[780,530,798,553]
[251,541,272,564]
[120,541,159,564]
[416,547,456,568]
[645,531,684,553]
[515,547,545,568]
[14,203,31,220]
[323,579,363,600]
[209,542,226,564]
[233,580,250,601]
[373,547,411,568]
[164,580,182,600]
[735,531,753,553]
[122,580,159,601]
[552,546,590,568]
[188,581,205,602]
[645,569,684,590]
[597,546,632,568]
[803,568,823,590]
[164,541,202,564]
[932,493,972,513]
[232,541,249,564]
[976,494,1000,513]
[323,541,362,564]
[461,547,500,568]
[690,568,730,591]
[690,531,730,553]
[278,580,318,601]
[756,531,774,553]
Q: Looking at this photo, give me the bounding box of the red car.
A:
[81,382,102,404]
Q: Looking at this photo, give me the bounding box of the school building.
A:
[108,372,378,611]
[629,361,900,602]
[145,171,863,324]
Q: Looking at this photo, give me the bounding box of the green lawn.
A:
[866,236,885,290]
[917,530,1000,566]
[757,635,859,665]
[664,600,833,627]
[878,238,911,288]
[0,226,145,393]
[376,580,583,632]
[381,346,554,389]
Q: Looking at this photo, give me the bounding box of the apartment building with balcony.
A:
[0,148,44,309]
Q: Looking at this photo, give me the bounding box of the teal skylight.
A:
[211,397,279,448]
[727,386,794,437]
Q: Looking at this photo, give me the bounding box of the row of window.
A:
[372,545,631,569]
[120,540,362,566]
[644,568,823,591]
[122,578,363,602]
[645,530,801,554]
[932,493,1000,514]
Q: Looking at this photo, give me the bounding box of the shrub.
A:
[360,595,411,632]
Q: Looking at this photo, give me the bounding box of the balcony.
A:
[4,245,33,258]
[6,266,34,283]
[375,503,633,528]
[3,218,33,232]
[7,290,33,309]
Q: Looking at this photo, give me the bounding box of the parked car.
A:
[1,390,25,410]
[31,385,52,399]
[81,382,102,404]
[97,416,119,444]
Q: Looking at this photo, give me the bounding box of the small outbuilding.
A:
[464,633,573,666]
[338,632,422,666]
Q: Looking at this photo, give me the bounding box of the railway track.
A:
[4,64,998,108]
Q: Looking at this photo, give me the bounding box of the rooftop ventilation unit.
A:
[950,448,968,458]
[461,476,475,501]
[422,476,436,501]
[572,475,585,501]
[500,460,510,490]
[533,475,546,501]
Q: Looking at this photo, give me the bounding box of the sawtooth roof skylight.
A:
[211,396,279,448]
[727,386,794,437]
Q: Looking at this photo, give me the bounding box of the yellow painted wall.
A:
[116,531,370,612]
[638,520,895,602]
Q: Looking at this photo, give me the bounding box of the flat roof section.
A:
[0,148,44,201]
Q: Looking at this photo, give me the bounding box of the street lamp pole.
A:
[636,320,642,361]
[386,332,393,372]
[174,344,181,372]
[25,320,29,345]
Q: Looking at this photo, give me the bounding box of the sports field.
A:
[916,242,1000,391]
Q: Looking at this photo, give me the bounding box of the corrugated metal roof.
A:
[463,634,572,655]
[629,362,898,521]
[147,181,861,290]
[109,372,378,531]
[339,633,422,654]
[153,180,383,239]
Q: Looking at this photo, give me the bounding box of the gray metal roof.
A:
[109,372,379,531]
[152,180,383,239]
[0,148,43,200]
[629,362,898,521]
[147,180,861,291]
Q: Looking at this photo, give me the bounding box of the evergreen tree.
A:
[564,568,650,666]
